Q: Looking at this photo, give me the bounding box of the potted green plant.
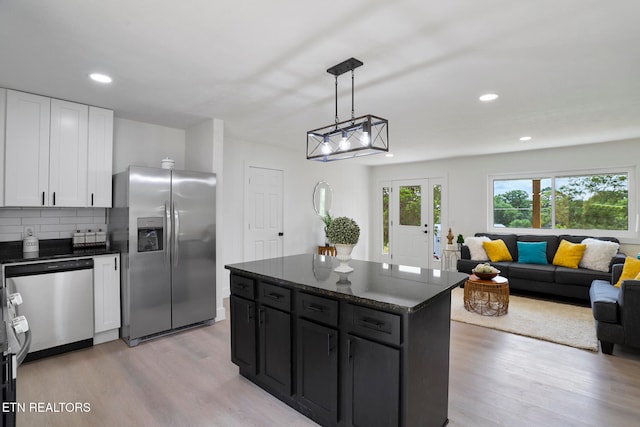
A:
[326,216,360,272]
[322,213,333,245]
[457,234,465,250]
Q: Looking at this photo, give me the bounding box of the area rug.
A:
[450,287,598,351]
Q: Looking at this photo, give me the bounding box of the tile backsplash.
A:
[0,208,107,242]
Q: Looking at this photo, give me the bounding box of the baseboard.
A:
[94,329,120,345]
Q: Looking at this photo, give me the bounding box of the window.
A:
[492,171,629,232]
[382,186,390,254]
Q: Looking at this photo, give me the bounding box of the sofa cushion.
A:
[615,257,640,287]
[476,233,518,260]
[483,239,513,262]
[464,236,490,261]
[555,266,610,286]
[590,280,620,323]
[517,241,548,265]
[559,235,620,245]
[552,240,586,269]
[509,263,556,283]
[579,238,620,272]
[517,235,559,263]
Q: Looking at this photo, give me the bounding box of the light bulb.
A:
[339,134,350,150]
[360,131,370,146]
[322,142,332,154]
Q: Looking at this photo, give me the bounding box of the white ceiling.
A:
[1,0,639,165]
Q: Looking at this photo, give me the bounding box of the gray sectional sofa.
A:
[456,233,626,302]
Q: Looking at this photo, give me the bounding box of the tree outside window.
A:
[493,173,628,231]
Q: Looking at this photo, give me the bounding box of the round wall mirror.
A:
[313,181,332,217]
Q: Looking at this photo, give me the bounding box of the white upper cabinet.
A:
[49,99,89,207]
[4,90,51,207]
[87,107,114,207]
[3,89,114,208]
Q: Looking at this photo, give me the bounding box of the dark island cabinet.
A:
[258,304,292,396]
[346,335,400,427]
[297,318,339,425]
[229,295,256,374]
[227,263,459,427]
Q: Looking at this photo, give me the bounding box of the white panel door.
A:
[391,179,444,269]
[4,90,51,207]
[87,106,114,207]
[244,167,284,261]
[49,99,89,207]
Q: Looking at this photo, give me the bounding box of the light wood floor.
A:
[16,302,640,427]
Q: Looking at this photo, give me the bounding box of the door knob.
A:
[424,230,429,234]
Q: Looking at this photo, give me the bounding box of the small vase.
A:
[334,243,355,273]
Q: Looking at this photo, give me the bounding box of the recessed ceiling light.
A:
[479,93,499,102]
[89,73,112,84]
[520,136,532,141]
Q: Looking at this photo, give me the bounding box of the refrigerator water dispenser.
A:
[137,217,164,252]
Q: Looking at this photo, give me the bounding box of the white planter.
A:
[334,243,355,273]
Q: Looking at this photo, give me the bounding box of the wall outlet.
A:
[23,226,35,237]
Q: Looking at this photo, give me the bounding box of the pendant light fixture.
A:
[307,58,389,162]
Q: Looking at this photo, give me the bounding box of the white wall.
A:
[370,139,640,259]
[113,118,186,173]
[221,138,370,295]
[185,118,226,321]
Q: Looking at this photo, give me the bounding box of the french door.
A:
[386,178,444,269]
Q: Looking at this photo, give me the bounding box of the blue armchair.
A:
[590,263,640,354]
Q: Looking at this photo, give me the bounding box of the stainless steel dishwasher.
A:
[4,259,94,362]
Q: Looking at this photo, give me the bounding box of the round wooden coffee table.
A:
[464,274,509,316]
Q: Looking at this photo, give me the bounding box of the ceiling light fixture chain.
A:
[306,57,389,162]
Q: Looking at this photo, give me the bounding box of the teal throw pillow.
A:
[517,241,548,265]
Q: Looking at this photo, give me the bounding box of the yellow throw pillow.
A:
[482,239,513,262]
[615,257,640,288]
[552,240,587,269]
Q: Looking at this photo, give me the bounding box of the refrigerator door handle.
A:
[173,202,180,267]
[165,201,171,262]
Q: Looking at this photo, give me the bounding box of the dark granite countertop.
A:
[0,238,119,264]
[225,254,468,313]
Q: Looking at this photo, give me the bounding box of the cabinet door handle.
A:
[91,193,94,206]
[267,292,283,300]
[52,192,56,206]
[42,192,45,206]
[347,338,353,362]
[306,303,324,313]
[327,332,335,356]
[114,257,118,271]
[246,305,254,323]
[359,317,384,330]
[258,307,265,324]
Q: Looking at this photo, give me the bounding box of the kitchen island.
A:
[225,254,468,427]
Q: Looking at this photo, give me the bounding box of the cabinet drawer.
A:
[347,304,401,346]
[230,275,255,300]
[297,293,338,327]
[258,282,291,312]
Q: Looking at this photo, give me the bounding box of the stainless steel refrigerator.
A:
[110,166,216,346]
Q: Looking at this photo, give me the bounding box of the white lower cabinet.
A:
[93,254,121,344]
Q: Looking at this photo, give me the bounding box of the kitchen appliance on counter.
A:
[4,259,94,362]
[110,166,216,346]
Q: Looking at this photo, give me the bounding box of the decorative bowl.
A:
[473,271,499,280]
